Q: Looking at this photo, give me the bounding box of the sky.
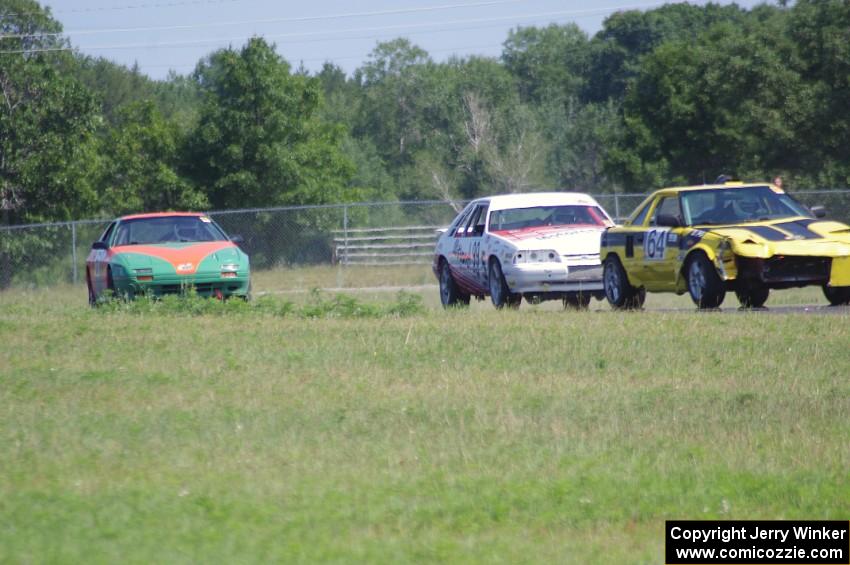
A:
[40,0,771,80]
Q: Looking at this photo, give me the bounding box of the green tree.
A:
[99,101,207,214]
[788,0,850,187]
[315,63,397,201]
[152,70,201,130]
[610,10,801,190]
[450,91,549,197]
[585,3,747,103]
[0,0,104,288]
[541,100,622,191]
[315,62,359,128]
[354,39,432,171]
[501,23,589,104]
[186,37,353,210]
[0,0,102,224]
[75,57,155,125]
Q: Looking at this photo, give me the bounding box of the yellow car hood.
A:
[706,218,850,258]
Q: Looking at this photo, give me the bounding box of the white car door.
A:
[450,202,488,294]
[447,206,473,283]
[466,203,489,289]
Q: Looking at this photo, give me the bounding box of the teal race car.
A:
[85,212,250,304]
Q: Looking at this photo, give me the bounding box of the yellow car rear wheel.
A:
[603,256,645,310]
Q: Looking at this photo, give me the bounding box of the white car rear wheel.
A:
[439,260,470,307]
[563,292,591,309]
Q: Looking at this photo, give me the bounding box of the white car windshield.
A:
[489,205,608,233]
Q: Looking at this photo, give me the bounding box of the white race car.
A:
[433,192,615,308]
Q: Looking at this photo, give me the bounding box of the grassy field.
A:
[1,268,848,563]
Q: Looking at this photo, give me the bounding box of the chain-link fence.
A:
[3,190,850,289]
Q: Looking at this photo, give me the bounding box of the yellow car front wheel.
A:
[686,253,726,309]
[823,285,850,306]
[735,286,769,308]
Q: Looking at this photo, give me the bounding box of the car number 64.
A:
[644,228,669,261]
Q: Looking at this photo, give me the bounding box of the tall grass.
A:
[93,288,424,319]
[0,285,848,563]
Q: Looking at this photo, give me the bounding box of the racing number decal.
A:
[458,241,482,268]
[451,239,463,262]
[471,241,482,270]
[644,228,670,261]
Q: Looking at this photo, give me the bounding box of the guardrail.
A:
[333,225,441,265]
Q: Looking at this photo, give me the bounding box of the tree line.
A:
[2,0,849,227]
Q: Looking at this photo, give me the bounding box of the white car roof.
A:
[478,192,604,212]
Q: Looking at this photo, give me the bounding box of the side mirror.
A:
[656,213,682,228]
[230,234,244,244]
[91,241,108,250]
[810,205,826,219]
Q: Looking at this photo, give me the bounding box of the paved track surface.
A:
[257,284,437,295]
[650,304,850,315]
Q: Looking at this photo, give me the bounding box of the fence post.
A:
[71,222,78,284]
[342,204,349,266]
[614,194,621,223]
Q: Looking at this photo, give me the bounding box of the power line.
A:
[5,0,248,17]
[134,8,619,69]
[2,0,535,39]
[84,10,597,74]
[141,42,507,71]
[0,3,666,54]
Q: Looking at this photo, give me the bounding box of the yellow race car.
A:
[600,180,850,309]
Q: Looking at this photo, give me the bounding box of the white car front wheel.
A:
[488,260,520,309]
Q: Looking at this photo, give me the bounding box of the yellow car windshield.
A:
[681,186,812,226]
